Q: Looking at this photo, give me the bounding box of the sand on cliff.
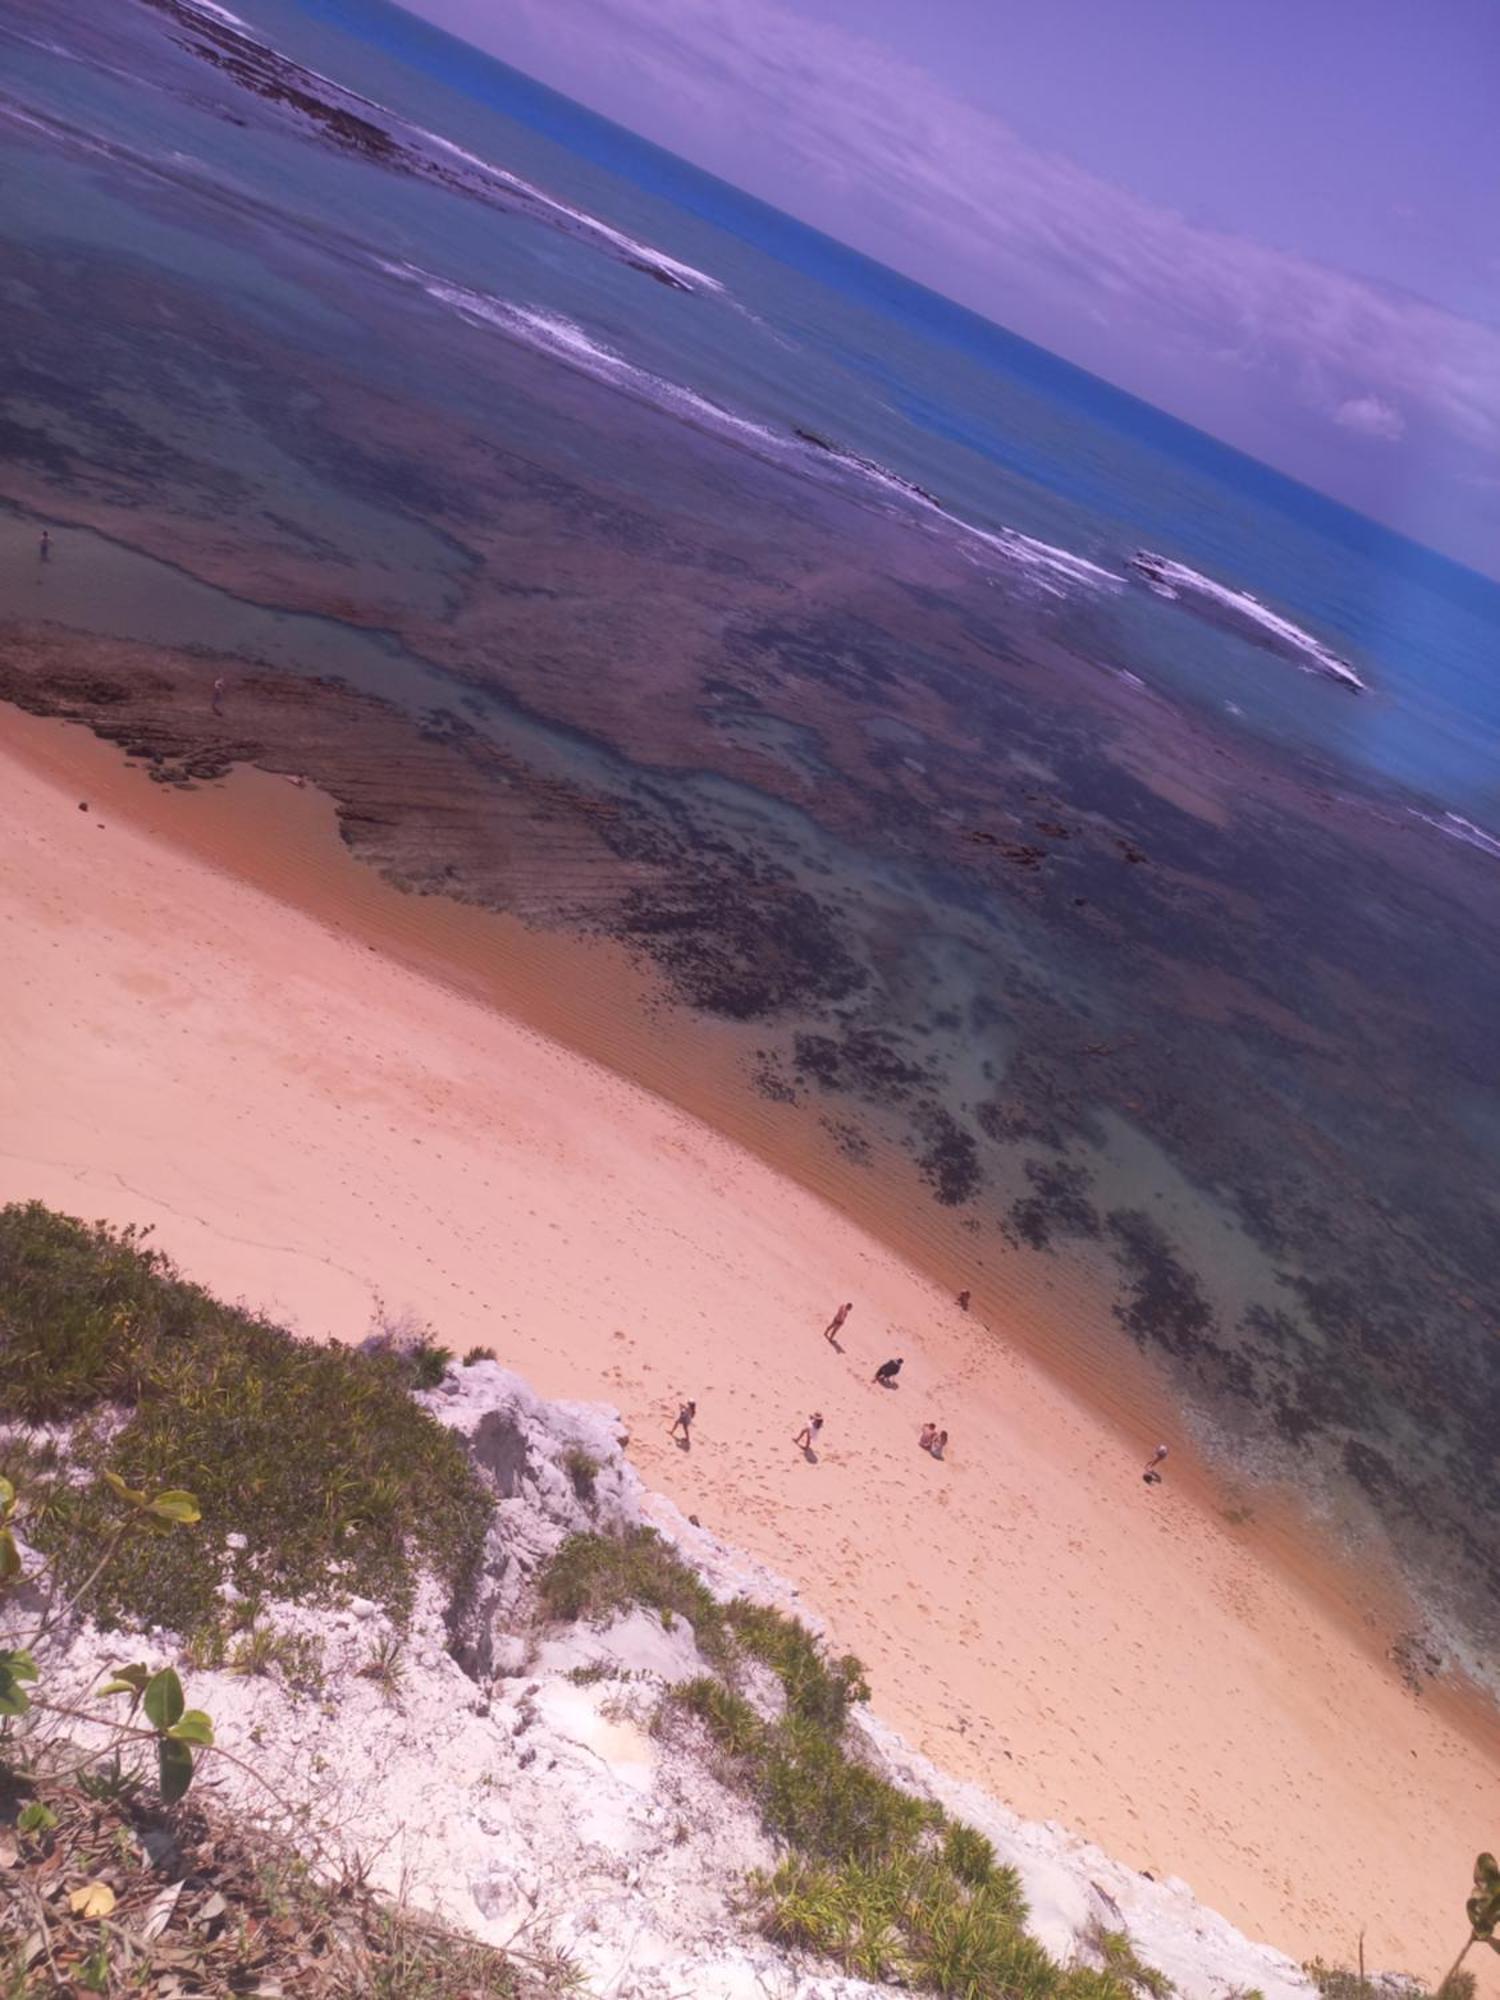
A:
[1,704,1494,1983]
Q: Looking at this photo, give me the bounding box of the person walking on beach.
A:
[793,1412,824,1454]
[956,1290,971,1312]
[1143,1443,1168,1484]
[823,1301,852,1344]
[873,1357,904,1387]
[211,676,226,717]
[670,1399,697,1446]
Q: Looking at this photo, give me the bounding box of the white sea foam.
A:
[384,261,1119,599]
[419,130,724,295]
[179,0,252,29]
[1412,809,1500,859]
[167,0,725,295]
[1132,552,1366,690]
[962,521,1122,595]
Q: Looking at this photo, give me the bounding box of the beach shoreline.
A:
[2,699,1496,1981]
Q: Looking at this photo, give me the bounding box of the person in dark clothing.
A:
[669,1399,697,1446]
[873,1357,903,1386]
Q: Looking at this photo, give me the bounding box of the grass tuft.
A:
[1088,1924,1175,1999]
[537,1528,728,1661]
[0,1202,491,1633]
[562,1447,600,1506]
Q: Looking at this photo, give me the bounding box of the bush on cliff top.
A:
[0,1202,491,1631]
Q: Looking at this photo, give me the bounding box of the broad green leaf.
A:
[97,1662,152,1701]
[167,1709,215,1747]
[17,1802,58,1835]
[69,1881,117,1920]
[0,1475,14,1513]
[147,1490,201,1526]
[143,1667,185,1732]
[158,1736,194,1804]
[0,1649,36,1718]
[0,1528,20,1584]
[103,1469,148,1509]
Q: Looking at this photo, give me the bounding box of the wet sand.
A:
[2,702,1496,1982]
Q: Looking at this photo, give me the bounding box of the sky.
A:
[406,0,1500,568]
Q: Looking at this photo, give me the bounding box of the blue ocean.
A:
[5,0,1500,825]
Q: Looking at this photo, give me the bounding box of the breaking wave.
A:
[383,264,1121,600]
[1413,809,1500,859]
[1130,552,1366,691]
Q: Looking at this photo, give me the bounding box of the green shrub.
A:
[0,1203,491,1632]
[538,1529,727,1660]
[563,1448,600,1506]
[941,1819,1002,1891]
[758,1851,1048,1998]
[1090,1925,1175,1999]
[759,1714,935,1862]
[408,1342,453,1390]
[670,1675,765,1759]
[724,1598,869,1730]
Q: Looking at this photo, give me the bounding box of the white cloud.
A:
[478,0,1500,462]
[1332,395,1408,442]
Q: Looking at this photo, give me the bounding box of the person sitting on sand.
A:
[670,1399,697,1445]
[823,1301,852,1343]
[873,1357,903,1387]
[793,1412,824,1453]
[956,1290,971,1312]
[930,1430,948,1460]
[918,1422,937,1452]
[1143,1443,1168,1484]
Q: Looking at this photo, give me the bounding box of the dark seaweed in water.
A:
[1008,1158,1101,1250]
[792,1028,931,1102]
[1106,1210,1218,1357]
[913,1108,983,1207]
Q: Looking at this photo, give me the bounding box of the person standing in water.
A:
[823,1301,852,1344]
[1143,1444,1168,1483]
[38,530,50,563]
[211,676,226,716]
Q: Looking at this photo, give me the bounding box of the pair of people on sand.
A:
[918,1422,948,1459]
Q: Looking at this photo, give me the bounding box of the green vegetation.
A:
[538,1526,729,1662]
[534,1529,1144,2000]
[1087,1922,1175,1998]
[0,1203,491,1630]
[1308,1966,1474,2000]
[562,1447,600,1506]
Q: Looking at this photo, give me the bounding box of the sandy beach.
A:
[2,702,1495,1983]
